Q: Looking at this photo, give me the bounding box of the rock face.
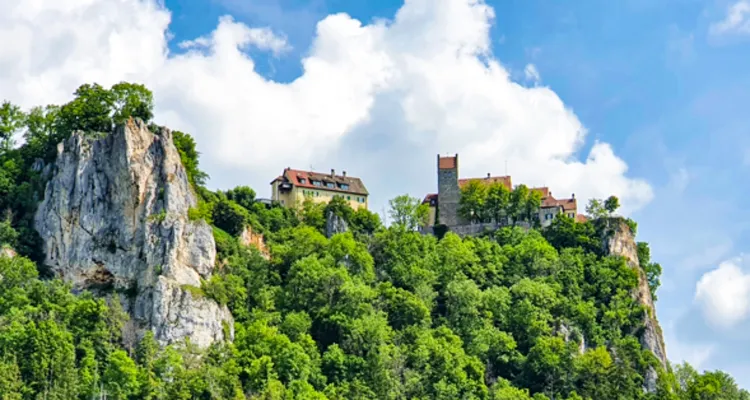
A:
[602,219,667,393]
[35,119,233,348]
[239,226,270,260]
[325,210,348,238]
[1,246,16,258]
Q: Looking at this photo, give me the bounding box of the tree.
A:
[173,130,209,188]
[0,101,25,151]
[104,350,139,399]
[637,242,662,301]
[59,83,115,134]
[225,186,256,210]
[509,185,530,225]
[388,194,428,231]
[524,189,543,226]
[485,182,511,224]
[21,105,62,162]
[604,196,620,215]
[111,82,154,125]
[349,207,382,236]
[585,198,608,220]
[459,180,488,223]
[213,198,251,237]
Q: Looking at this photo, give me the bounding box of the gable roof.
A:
[458,175,512,190]
[540,193,577,211]
[272,168,369,196]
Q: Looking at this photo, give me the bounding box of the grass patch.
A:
[181,284,205,298]
[148,210,167,223]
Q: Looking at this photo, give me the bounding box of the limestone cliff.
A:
[602,219,667,393]
[325,210,348,238]
[34,119,233,348]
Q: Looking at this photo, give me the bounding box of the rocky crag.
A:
[34,119,233,348]
[602,219,667,393]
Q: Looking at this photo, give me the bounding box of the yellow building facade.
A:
[271,168,369,210]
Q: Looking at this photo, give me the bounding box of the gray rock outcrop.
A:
[602,219,667,393]
[35,118,233,348]
[325,210,348,238]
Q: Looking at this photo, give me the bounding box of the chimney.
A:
[487,173,491,178]
[343,171,347,177]
[572,193,575,199]
[331,168,335,177]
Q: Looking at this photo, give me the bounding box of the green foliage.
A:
[637,242,663,301]
[110,81,154,125]
[173,130,208,188]
[188,200,214,223]
[388,194,429,230]
[0,83,745,400]
[147,210,167,223]
[225,185,256,210]
[181,284,206,298]
[459,181,541,226]
[0,101,25,151]
[59,83,116,134]
[213,197,253,236]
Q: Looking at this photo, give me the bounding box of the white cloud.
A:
[710,0,750,36]
[0,0,653,214]
[695,256,750,328]
[178,16,290,56]
[524,64,541,85]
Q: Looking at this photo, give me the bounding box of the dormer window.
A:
[326,182,335,189]
[299,178,306,184]
[312,180,322,187]
[339,183,350,190]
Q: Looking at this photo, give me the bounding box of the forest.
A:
[0,83,747,399]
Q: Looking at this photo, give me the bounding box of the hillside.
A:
[0,83,747,399]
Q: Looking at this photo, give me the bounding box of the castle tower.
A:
[437,154,461,226]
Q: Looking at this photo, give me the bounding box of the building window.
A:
[568,213,574,218]
[347,196,351,200]
[312,180,322,186]
[299,178,306,184]
[326,182,335,189]
[339,183,350,190]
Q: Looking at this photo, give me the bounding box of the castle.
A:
[422,154,585,234]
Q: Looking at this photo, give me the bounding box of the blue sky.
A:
[3,0,750,388]
[158,0,750,383]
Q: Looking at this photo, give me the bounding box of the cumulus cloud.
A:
[695,256,750,328]
[178,16,290,55]
[710,0,750,36]
[0,0,652,214]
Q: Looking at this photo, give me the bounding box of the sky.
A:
[2,0,750,387]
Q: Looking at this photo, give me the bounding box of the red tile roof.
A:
[576,214,588,223]
[272,168,368,195]
[540,195,577,211]
[439,156,457,170]
[532,187,550,198]
[423,193,438,205]
[458,175,512,190]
